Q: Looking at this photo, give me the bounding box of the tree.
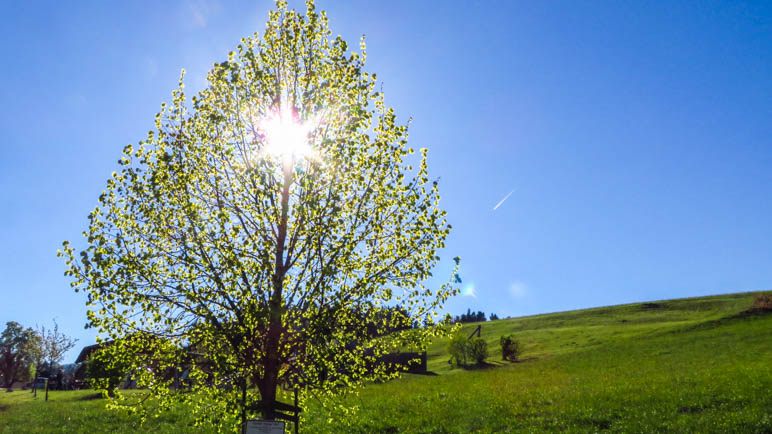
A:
[31,320,78,387]
[446,332,468,368]
[455,308,488,323]
[85,345,130,397]
[37,320,78,375]
[0,322,41,391]
[500,335,522,362]
[60,0,458,430]
[467,337,489,365]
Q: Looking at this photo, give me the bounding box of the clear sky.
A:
[1,1,771,362]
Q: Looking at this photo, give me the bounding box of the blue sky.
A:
[1,1,771,362]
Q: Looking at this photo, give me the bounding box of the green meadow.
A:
[2,291,770,433]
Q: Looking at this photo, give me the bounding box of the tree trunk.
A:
[259,159,293,419]
[1,348,18,391]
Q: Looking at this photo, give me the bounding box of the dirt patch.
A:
[678,405,704,414]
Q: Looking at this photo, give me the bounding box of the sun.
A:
[259,105,317,162]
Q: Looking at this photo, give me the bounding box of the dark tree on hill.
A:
[455,309,488,323]
[59,1,458,430]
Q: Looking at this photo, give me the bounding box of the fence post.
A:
[294,389,299,434]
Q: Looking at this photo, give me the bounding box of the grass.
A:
[2,291,770,433]
[0,389,199,433]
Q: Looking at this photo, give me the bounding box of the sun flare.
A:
[259,105,317,161]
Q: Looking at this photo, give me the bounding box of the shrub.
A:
[447,333,468,368]
[747,293,772,313]
[500,335,522,362]
[468,338,489,365]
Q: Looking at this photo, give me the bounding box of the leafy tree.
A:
[85,345,131,397]
[38,320,78,373]
[446,332,468,368]
[468,337,488,365]
[489,313,499,321]
[455,308,487,323]
[500,334,522,362]
[447,334,488,367]
[0,322,41,391]
[27,334,45,380]
[60,0,457,429]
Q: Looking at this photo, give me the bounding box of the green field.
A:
[2,291,770,433]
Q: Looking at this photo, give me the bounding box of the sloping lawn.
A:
[2,292,770,433]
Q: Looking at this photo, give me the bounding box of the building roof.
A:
[74,342,108,364]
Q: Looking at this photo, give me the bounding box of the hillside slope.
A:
[1,292,770,433]
[305,291,772,432]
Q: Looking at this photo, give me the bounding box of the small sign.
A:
[245,419,285,434]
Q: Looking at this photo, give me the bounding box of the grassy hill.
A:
[300,291,772,432]
[2,291,770,433]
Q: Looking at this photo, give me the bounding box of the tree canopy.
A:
[60,0,458,430]
[454,308,488,324]
[0,321,40,390]
[39,320,78,371]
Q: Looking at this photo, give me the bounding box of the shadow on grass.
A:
[659,306,772,337]
[452,357,537,372]
[78,393,103,401]
[580,417,613,430]
[411,371,439,376]
[459,361,501,370]
[741,307,772,316]
[475,362,499,370]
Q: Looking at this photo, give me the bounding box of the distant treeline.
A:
[454,309,499,324]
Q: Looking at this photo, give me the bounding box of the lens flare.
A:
[461,283,477,298]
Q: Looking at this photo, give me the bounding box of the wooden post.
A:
[467,325,481,339]
[294,389,299,434]
[45,378,49,401]
[240,379,247,434]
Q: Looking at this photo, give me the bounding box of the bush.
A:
[500,335,522,362]
[468,338,489,365]
[747,294,772,313]
[447,333,468,368]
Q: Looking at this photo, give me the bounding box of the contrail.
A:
[492,190,514,211]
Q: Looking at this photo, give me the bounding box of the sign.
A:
[245,420,285,434]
